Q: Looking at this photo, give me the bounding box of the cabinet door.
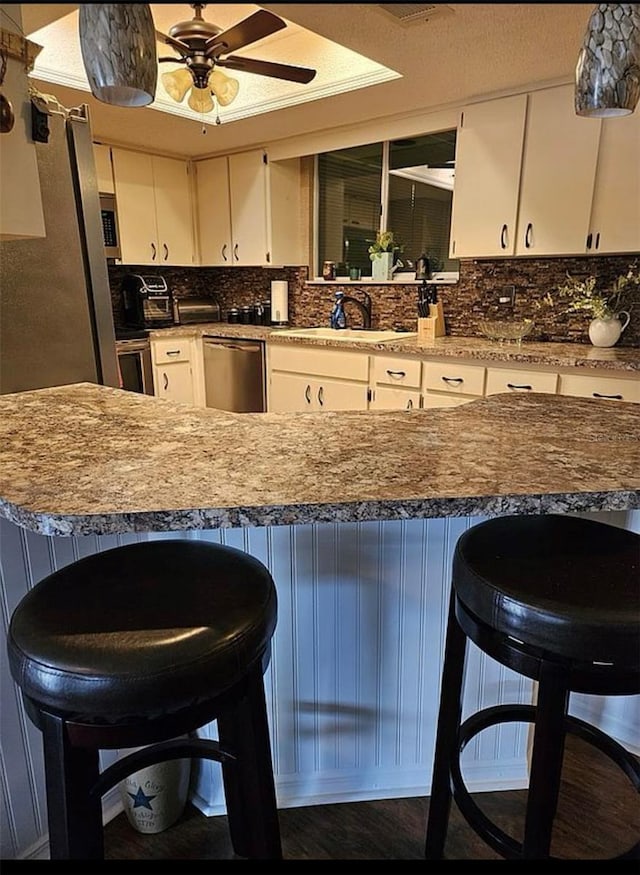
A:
[152,156,194,266]
[154,361,194,405]
[93,144,114,194]
[587,111,640,255]
[111,148,158,265]
[268,371,315,412]
[370,386,420,410]
[196,156,233,266]
[516,85,601,256]
[228,150,269,265]
[449,94,527,258]
[315,377,369,411]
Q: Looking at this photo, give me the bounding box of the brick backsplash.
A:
[109,254,639,347]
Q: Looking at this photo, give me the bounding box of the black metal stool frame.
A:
[425,588,640,861]
[22,653,281,861]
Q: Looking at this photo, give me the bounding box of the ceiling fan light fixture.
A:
[161,68,192,103]
[78,3,157,107]
[575,3,640,117]
[188,84,215,114]
[210,70,239,106]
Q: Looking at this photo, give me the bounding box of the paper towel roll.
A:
[271,281,289,325]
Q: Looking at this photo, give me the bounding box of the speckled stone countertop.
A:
[151,324,640,372]
[1,383,638,537]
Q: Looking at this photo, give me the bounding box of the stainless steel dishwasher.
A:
[202,337,265,412]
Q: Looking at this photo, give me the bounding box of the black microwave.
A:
[100,193,121,259]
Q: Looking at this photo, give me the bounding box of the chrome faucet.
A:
[340,291,372,329]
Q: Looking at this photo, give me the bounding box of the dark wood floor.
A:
[102,733,639,866]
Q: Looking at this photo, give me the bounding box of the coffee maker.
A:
[121,275,174,330]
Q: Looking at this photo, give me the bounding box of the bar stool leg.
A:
[217,663,282,859]
[40,710,104,859]
[522,662,570,858]
[425,590,468,859]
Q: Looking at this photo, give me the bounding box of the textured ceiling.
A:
[24,3,595,159]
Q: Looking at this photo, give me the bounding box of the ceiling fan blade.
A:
[207,10,286,55]
[217,56,317,84]
[156,29,191,56]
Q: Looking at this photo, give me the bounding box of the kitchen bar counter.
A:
[151,323,640,373]
[1,382,638,537]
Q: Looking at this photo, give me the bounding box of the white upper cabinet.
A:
[515,84,601,256]
[450,84,622,259]
[195,150,302,267]
[111,148,194,266]
[195,155,233,265]
[93,144,114,194]
[586,111,640,255]
[449,94,527,258]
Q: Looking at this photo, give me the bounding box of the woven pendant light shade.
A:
[575,3,640,117]
[79,4,157,107]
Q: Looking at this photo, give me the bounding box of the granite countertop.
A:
[150,324,640,372]
[1,383,638,537]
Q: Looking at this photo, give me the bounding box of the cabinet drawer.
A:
[423,361,486,396]
[422,391,480,408]
[269,344,369,381]
[485,367,558,395]
[558,373,640,403]
[373,355,421,388]
[152,339,191,364]
[370,386,421,410]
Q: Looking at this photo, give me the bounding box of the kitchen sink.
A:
[273,328,417,343]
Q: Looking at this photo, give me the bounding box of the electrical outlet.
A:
[497,285,516,307]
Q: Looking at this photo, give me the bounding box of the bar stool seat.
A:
[424,513,640,861]
[7,539,281,860]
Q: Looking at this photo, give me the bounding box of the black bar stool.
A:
[424,514,640,861]
[7,539,281,860]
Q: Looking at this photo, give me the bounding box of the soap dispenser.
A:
[330,291,347,329]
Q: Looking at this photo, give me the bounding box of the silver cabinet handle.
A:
[507,383,532,391]
[233,243,239,262]
[151,242,157,260]
[163,372,168,391]
[386,370,406,379]
[305,384,311,404]
[163,243,169,261]
[317,386,324,406]
[524,223,533,249]
[165,350,181,356]
[500,223,508,249]
[406,398,413,410]
[593,392,622,400]
[442,376,463,384]
[222,243,228,262]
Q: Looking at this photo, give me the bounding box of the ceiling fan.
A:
[156,4,317,114]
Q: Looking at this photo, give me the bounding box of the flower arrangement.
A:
[368,230,403,262]
[539,265,640,320]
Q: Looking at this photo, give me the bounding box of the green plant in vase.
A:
[368,231,403,281]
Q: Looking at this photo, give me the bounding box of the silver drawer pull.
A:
[507,383,532,391]
[386,369,406,379]
[593,392,623,400]
[165,350,181,356]
[441,376,463,384]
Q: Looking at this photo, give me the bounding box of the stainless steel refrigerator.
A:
[1,103,119,394]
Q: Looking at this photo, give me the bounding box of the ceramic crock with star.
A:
[119,746,191,834]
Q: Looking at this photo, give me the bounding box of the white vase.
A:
[371,251,393,282]
[588,311,630,348]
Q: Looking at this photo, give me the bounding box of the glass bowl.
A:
[478,318,534,343]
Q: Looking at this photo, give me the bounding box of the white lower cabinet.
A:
[267,345,369,412]
[370,386,421,410]
[151,337,205,406]
[485,366,558,396]
[422,360,485,407]
[557,372,640,404]
[270,371,368,411]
